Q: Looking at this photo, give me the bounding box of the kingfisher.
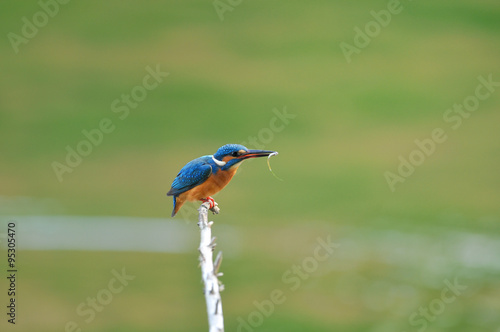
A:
[167,144,276,217]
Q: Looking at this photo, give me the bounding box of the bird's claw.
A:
[201,197,219,214]
[201,196,216,209]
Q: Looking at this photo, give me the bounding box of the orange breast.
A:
[182,166,239,202]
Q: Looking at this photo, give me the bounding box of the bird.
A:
[167,144,276,217]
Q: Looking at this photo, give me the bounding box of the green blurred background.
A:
[1,0,499,331]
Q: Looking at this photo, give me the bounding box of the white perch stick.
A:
[198,201,224,332]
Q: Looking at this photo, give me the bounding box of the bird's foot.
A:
[200,197,219,214]
[200,196,216,209]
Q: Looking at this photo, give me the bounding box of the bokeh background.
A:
[1,1,499,331]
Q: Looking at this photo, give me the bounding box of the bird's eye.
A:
[231,151,239,157]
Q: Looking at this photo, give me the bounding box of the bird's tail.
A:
[171,196,177,217]
[171,195,185,217]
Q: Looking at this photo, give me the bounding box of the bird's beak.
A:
[238,149,277,160]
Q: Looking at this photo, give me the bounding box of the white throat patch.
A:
[212,155,227,166]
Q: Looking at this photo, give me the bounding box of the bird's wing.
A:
[167,158,212,196]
